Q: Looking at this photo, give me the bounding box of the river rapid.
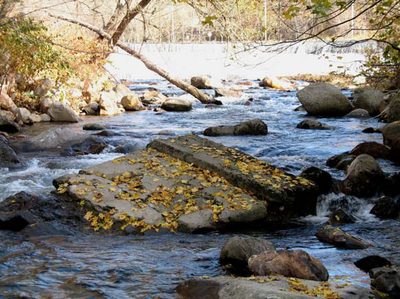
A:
[0,79,399,298]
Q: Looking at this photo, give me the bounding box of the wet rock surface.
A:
[328,209,356,224]
[369,267,400,298]
[204,119,268,136]
[296,119,331,130]
[370,196,400,220]
[300,167,332,194]
[354,255,392,272]
[54,135,318,233]
[220,236,275,275]
[315,225,370,249]
[177,276,374,299]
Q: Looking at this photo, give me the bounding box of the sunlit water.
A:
[0,78,398,298]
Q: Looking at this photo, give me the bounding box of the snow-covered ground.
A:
[106,42,375,80]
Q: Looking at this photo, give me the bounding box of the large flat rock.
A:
[54,135,317,233]
[177,276,374,299]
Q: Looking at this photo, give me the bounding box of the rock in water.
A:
[349,142,390,160]
[354,256,392,272]
[191,75,222,89]
[204,119,268,136]
[259,76,296,91]
[353,89,384,116]
[0,114,20,133]
[54,135,318,234]
[220,236,275,274]
[297,82,353,116]
[0,141,20,168]
[381,93,400,123]
[300,166,332,194]
[345,109,370,118]
[329,209,356,224]
[47,102,79,122]
[99,91,121,116]
[161,98,192,112]
[369,267,400,298]
[341,154,383,197]
[316,225,369,249]
[296,119,331,130]
[381,122,400,163]
[248,250,329,281]
[370,196,400,219]
[121,94,143,111]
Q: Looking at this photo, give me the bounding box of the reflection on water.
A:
[0,79,398,298]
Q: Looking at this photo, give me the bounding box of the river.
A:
[0,77,399,298]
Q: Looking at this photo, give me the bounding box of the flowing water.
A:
[0,78,399,298]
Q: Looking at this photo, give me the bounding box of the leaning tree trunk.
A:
[51,15,221,105]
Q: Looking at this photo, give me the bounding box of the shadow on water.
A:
[0,79,399,298]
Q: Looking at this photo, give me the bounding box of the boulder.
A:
[294,105,306,112]
[296,83,353,116]
[362,127,379,134]
[341,154,383,197]
[315,225,370,249]
[114,83,133,101]
[177,276,374,299]
[29,113,42,123]
[345,109,370,118]
[47,102,79,122]
[0,110,15,122]
[296,119,331,130]
[39,97,55,113]
[140,90,167,105]
[177,209,215,233]
[248,250,329,281]
[83,123,106,131]
[349,142,390,160]
[381,122,400,163]
[218,201,267,225]
[300,167,332,194]
[0,141,20,168]
[354,256,392,272]
[114,142,141,154]
[329,209,356,224]
[369,267,400,298]
[353,89,384,116]
[220,236,275,274]
[259,76,296,91]
[326,152,356,171]
[161,98,192,112]
[214,87,243,98]
[204,119,268,136]
[191,75,222,89]
[382,172,400,197]
[121,94,143,111]
[40,114,51,122]
[0,92,17,110]
[380,93,400,123]
[370,196,400,220]
[0,116,21,133]
[99,91,121,116]
[14,107,31,123]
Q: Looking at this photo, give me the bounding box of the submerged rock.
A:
[177,275,373,299]
[248,250,329,281]
[204,119,268,136]
[296,119,331,130]
[297,82,353,116]
[220,236,275,275]
[316,225,369,249]
[54,135,318,233]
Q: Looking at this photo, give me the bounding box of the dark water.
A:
[0,79,399,298]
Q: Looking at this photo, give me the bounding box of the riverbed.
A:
[0,79,398,298]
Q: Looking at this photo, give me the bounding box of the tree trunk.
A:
[104,0,133,35]
[50,14,222,105]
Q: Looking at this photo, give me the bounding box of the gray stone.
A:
[353,89,384,116]
[99,92,121,116]
[40,114,51,122]
[114,84,133,102]
[297,83,353,116]
[177,276,373,299]
[140,90,167,105]
[341,154,383,197]
[0,113,20,133]
[39,97,55,113]
[14,108,31,123]
[296,119,331,130]
[47,102,79,122]
[204,119,268,136]
[370,267,400,298]
[178,209,214,233]
[83,123,105,131]
[381,122,400,163]
[380,93,400,123]
[0,92,16,111]
[191,75,222,89]
[214,87,243,98]
[349,142,390,160]
[161,98,192,111]
[0,141,20,168]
